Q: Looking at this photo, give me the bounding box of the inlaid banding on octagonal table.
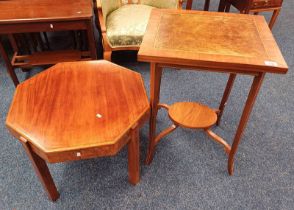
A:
[154,14,266,58]
[6,60,149,201]
[6,60,150,160]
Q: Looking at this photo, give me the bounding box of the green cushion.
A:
[106,4,154,47]
[101,0,121,21]
[141,0,178,8]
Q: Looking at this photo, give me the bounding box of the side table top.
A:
[138,9,288,74]
[6,61,149,155]
[0,0,93,24]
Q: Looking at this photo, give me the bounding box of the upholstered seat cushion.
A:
[106,4,154,47]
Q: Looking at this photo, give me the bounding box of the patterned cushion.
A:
[106,4,154,47]
[101,0,121,21]
[141,0,178,8]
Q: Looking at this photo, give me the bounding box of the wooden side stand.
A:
[145,64,266,176]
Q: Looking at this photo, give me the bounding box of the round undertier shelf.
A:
[168,102,217,129]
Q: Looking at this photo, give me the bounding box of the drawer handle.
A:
[50,24,54,29]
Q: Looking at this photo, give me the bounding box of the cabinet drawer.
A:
[251,0,283,9]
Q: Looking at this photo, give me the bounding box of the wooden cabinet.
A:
[250,0,283,9]
[218,0,284,30]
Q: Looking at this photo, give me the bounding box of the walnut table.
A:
[6,61,149,201]
[0,0,97,87]
[138,9,288,175]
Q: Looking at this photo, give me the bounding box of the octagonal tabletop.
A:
[6,61,149,163]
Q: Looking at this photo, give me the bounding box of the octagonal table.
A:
[6,60,150,201]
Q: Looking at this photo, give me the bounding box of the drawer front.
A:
[0,20,89,34]
[251,0,283,9]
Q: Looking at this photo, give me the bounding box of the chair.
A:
[96,0,184,61]
[218,0,284,30]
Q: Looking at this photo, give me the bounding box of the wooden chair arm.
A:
[96,0,102,9]
[95,0,106,33]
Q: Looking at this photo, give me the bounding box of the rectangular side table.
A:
[138,9,288,175]
[0,0,97,86]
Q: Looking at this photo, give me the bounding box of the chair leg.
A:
[204,0,210,11]
[103,50,112,61]
[218,0,227,12]
[186,0,193,10]
[225,3,231,12]
[269,9,281,30]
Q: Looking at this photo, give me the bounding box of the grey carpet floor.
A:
[0,1,293,209]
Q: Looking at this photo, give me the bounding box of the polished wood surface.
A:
[6,61,149,200]
[0,0,97,86]
[139,9,287,74]
[150,102,231,159]
[168,102,217,129]
[0,0,93,23]
[7,60,149,159]
[138,9,288,174]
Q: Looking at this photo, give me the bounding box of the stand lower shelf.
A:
[155,102,231,155]
[12,50,91,68]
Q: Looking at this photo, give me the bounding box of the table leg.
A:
[218,0,227,12]
[217,74,236,125]
[20,137,59,201]
[128,127,140,185]
[269,9,281,30]
[228,72,265,175]
[86,19,97,59]
[42,32,50,50]
[8,34,19,52]
[145,63,163,165]
[0,39,19,86]
[186,0,193,10]
[204,0,210,11]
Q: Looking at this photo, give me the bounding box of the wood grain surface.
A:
[0,0,93,23]
[168,102,217,129]
[6,61,149,161]
[138,9,288,74]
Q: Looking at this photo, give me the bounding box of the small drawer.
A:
[251,0,283,9]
